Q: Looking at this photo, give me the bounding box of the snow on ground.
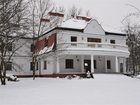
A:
[0,74,140,105]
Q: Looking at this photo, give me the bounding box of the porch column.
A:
[91,55,94,73]
[123,58,126,73]
[115,56,119,72]
[105,56,107,72]
[81,55,84,73]
[56,56,60,73]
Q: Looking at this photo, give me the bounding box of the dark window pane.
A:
[71,36,77,42]
[110,40,115,44]
[65,59,74,69]
[30,62,33,71]
[44,61,47,70]
[107,60,111,69]
[87,38,101,43]
[36,62,38,70]
[31,44,35,52]
[94,60,96,69]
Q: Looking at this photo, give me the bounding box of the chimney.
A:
[48,11,64,27]
[76,15,92,21]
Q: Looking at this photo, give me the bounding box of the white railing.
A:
[60,42,128,51]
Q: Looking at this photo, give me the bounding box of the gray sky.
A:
[52,0,140,30]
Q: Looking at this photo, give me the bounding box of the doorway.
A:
[84,60,91,72]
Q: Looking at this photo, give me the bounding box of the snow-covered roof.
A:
[60,18,89,29]
[60,18,126,35]
[39,43,54,55]
[102,26,125,35]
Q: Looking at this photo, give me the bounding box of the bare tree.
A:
[66,5,82,19]
[122,4,140,75]
[28,0,65,80]
[0,0,28,85]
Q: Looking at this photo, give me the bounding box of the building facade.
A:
[6,16,129,77]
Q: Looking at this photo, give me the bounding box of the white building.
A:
[6,16,129,77]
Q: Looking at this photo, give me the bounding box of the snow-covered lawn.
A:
[0,74,140,105]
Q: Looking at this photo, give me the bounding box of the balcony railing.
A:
[60,42,128,51]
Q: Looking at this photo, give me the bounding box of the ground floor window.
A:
[94,60,97,69]
[36,62,38,70]
[44,61,47,70]
[65,59,74,69]
[107,60,111,69]
[30,62,34,71]
[30,62,38,71]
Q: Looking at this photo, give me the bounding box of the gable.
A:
[84,19,105,35]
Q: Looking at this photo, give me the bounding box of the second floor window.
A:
[31,44,34,52]
[110,40,115,44]
[71,36,77,42]
[87,38,101,43]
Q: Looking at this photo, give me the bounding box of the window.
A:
[87,38,101,43]
[36,62,38,70]
[30,62,39,71]
[71,36,77,42]
[65,59,74,69]
[110,40,115,44]
[107,60,111,69]
[31,44,34,52]
[30,62,34,71]
[6,62,12,71]
[44,61,47,70]
[94,60,96,69]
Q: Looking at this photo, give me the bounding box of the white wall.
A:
[59,55,81,73]
[57,30,126,47]
[84,19,105,35]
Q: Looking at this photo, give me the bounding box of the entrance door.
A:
[84,60,91,72]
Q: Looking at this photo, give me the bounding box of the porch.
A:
[56,55,127,74]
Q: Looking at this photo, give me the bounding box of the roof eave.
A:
[105,32,126,36]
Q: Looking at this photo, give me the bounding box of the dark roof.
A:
[105,32,126,36]
[40,27,127,38]
[41,27,83,37]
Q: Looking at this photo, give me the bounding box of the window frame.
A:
[107,60,111,69]
[110,40,115,44]
[71,36,77,42]
[87,38,101,43]
[44,61,47,70]
[94,60,97,69]
[65,59,74,69]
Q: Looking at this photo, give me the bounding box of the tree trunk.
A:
[32,61,35,80]
[1,78,6,85]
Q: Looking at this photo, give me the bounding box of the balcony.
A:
[60,42,128,52]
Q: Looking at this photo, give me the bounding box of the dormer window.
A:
[110,40,115,44]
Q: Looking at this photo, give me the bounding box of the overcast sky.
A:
[52,0,140,30]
